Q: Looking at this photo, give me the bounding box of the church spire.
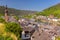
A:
[5,5,9,22]
[5,5,8,13]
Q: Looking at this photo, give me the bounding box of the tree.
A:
[5,22,22,40]
[0,17,5,23]
[0,35,13,40]
[14,16,19,20]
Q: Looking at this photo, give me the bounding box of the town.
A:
[1,5,60,40]
[0,0,60,40]
[19,14,60,40]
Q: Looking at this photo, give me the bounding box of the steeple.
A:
[5,5,9,22]
[5,5,8,14]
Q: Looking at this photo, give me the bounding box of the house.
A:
[21,27,35,40]
[18,18,40,40]
[8,16,17,22]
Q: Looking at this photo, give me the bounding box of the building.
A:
[21,27,35,40]
[4,5,17,22]
[5,5,9,22]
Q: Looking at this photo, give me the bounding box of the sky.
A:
[0,0,60,11]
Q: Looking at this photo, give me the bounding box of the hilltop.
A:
[36,3,60,18]
[0,6,36,16]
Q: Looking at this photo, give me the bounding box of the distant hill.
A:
[36,3,60,18]
[0,6,36,16]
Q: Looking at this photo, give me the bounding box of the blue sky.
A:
[0,0,60,11]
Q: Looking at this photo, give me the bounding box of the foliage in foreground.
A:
[5,22,22,40]
[0,17,5,23]
[0,20,22,40]
[0,35,13,40]
[0,23,14,40]
[55,36,60,40]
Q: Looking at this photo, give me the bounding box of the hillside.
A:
[0,6,36,16]
[36,3,60,18]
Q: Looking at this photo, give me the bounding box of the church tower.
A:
[5,5,9,22]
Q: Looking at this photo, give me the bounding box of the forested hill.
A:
[36,3,60,18]
[0,6,36,16]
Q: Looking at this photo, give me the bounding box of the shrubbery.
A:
[5,22,22,40]
[0,16,22,40]
[0,17,5,23]
[0,35,13,40]
[55,36,60,40]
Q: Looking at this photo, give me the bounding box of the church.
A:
[4,5,17,22]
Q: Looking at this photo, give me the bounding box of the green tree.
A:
[0,35,13,40]
[14,16,19,20]
[0,17,5,23]
[5,22,22,40]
